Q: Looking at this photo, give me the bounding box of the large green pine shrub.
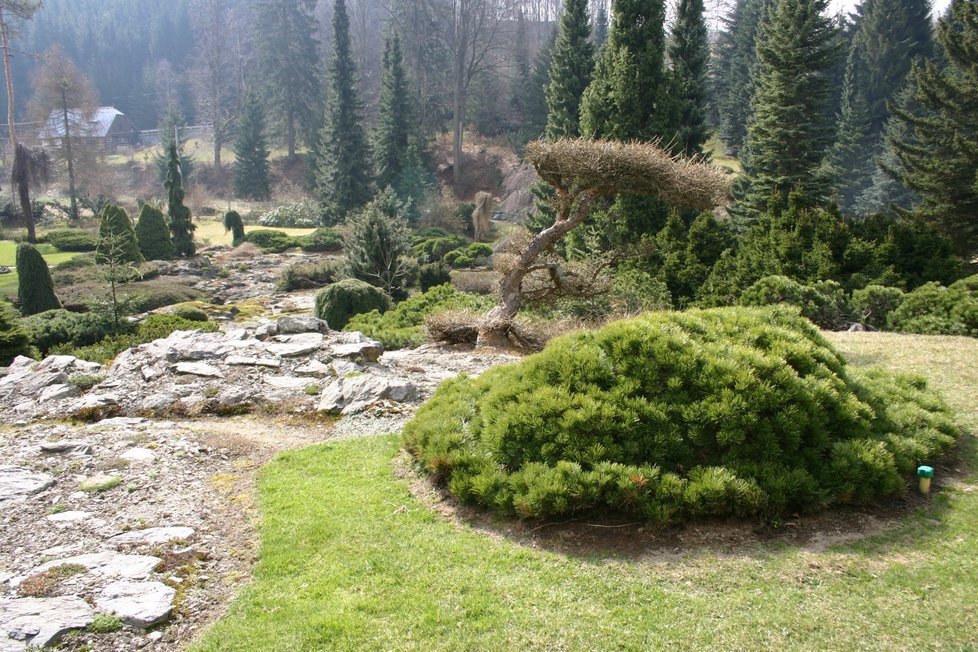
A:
[0,301,34,365]
[738,275,854,329]
[97,204,144,265]
[134,204,175,261]
[16,242,62,316]
[315,279,391,330]
[404,306,959,522]
[887,275,978,336]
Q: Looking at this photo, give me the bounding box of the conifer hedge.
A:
[134,204,175,261]
[403,306,959,522]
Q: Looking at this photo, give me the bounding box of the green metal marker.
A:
[917,465,934,493]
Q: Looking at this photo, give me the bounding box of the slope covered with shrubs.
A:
[404,306,959,523]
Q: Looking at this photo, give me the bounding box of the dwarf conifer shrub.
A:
[738,275,853,329]
[134,204,175,261]
[21,309,119,354]
[851,285,905,329]
[403,306,959,523]
[315,279,391,330]
[97,204,144,265]
[16,242,62,316]
[299,227,342,252]
[244,229,300,253]
[41,229,97,252]
[418,262,452,291]
[887,275,978,336]
[0,301,34,365]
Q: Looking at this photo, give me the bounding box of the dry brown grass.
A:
[526,139,732,210]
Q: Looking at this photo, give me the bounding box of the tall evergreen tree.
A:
[580,0,677,142]
[373,31,413,193]
[545,0,594,139]
[669,0,711,158]
[523,29,557,143]
[15,242,60,316]
[233,92,271,201]
[712,0,770,154]
[97,204,144,265]
[165,143,196,257]
[886,0,978,257]
[316,0,373,226]
[593,3,609,50]
[736,0,836,217]
[254,0,322,159]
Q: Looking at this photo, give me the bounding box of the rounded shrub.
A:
[244,229,299,253]
[887,275,978,336]
[16,242,62,316]
[315,279,391,330]
[851,285,905,329]
[0,301,34,365]
[134,204,175,261]
[171,305,209,322]
[418,263,452,292]
[299,227,342,252]
[257,202,320,228]
[403,306,959,523]
[41,229,97,252]
[738,275,853,329]
[21,309,118,354]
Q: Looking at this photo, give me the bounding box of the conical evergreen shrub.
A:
[97,204,144,265]
[16,242,61,316]
[134,204,175,261]
[404,306,959,523]
[0,301,33,365]
[165,142,196,257]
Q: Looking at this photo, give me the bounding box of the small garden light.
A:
[917,465,934,494]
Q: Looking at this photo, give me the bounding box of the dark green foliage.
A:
[171,306,209,322]
[668,0,711,158]
[735,0,837,217]
[886,0,978,257]
[315,278,391,330]
[580,0,676,143]
[418,263,451,292]
[507,11,536,149]
[345,284,493,349]
[57,314,219,364]
[887,275,978,336]
[413,234,470,263]
[245,229,301,253]
[299,227,343,252]
[403,307,959,522]
[165,143,195,257]
[851,284,905,328]
[373,32,413,193]
[278,259,344,292]
[21,309,119,355]
[545,0,594,139]
[16,242,61,316]
[223,211,246,246]
[0,301,34,365]
[443,242,493,268]
[738,275,854,329]
[316,0,373,226]
[344,189,413,296]
[593,4,608,49]
[118,281,204,313]
[96,205,144,265]
[522,29,557,147]
[650,211,733,306]
[233,94,271,201]
[134,204,175,261]
[254,0,322,157]
[40,229,96,252]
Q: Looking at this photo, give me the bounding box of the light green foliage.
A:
[21,309,119,354]
[851,284,905,328]
[245,229,300,253]
[609,268,673,314]
[16,242,61,315]
[300,227,343,252]
[738,275,854,329]
[442,242,493,268]
[887,275,978,336]
[404,306,958,521]
[344,189,413,296]
[412,232,470,263]
[134,204,175,261]
[88,613,123,634]
[171,306,209,322]
[345,284,493,349]
[257,202,320,228]
[0,301,34,365]
[315,279,391,330]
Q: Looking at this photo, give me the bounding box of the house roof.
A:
[38,106,127,139]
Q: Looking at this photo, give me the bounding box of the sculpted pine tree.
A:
[545,0,593,139]
[233,93,271,200]
[165,143,196,257]
[316,0,373,225]
[15,242,61,316]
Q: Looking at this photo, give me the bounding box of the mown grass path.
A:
[193,333,978,651]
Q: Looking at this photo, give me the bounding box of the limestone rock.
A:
[0,596,94,649]
[318,375,418,415]
[225,355,281,368]
[295,360,331,377]
[120,448,156,464]
[33,551,161,580]
[39,441,92,455]
[46,511,93,523]
[264,332,323,357]
[264,376,309,390]
[95,581,175,628]
[109,526,195,547]
[0,467,54,502]
[276,315,328,334]
[37,384,81,403]
[173,362,224,378]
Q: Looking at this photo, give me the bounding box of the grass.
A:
[193,220,316,247]
[193,332,978,650]
[705,135,742,175]
[0,239,84,297]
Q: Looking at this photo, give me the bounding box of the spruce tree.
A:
[545,0,594,139]
[97,204,144,265]
[254,0,322,159]
[344,188,412,297]
[580,0,678,142]
[316,0,373,226]
[15,242,61,316]
[523,29,557,143]
[886,0,978,256]
[373,31,412,193]
[669,0,711,158]
[593,4,609,50]
[134,203,175,261]
[165,143,196,257]
[736,0,836,217]
[233,93,271,201]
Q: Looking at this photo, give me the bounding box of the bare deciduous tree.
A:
[190,0,236,168]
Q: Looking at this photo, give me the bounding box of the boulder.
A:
[0,596,94,649]
[276,315,328,334]
[264,333,324,357]
[0,467,54,502]
[95,581,176,628]
[318,375,418,415]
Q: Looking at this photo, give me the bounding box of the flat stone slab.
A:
[264,376,310,390]
[33,551,161,580]
[46,511,93,523]
[38,383,81,403]
[109,526,195,547]
[225,355,282,368]
[39,441,92,455]
[264,333,324,357]
[120,448,156,463]
[0,467,55,502]
[0,596,94,649]
[318,375,418,415]
[173,362,224,378]
[95,581,175,628]
[295,360,330,377]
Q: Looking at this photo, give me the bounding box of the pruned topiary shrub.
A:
[403,306,959,523]
[315,279,391,330]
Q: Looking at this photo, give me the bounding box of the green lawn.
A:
[0,240,82,297]
[193,333,978,651]
[193,220,317,247]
